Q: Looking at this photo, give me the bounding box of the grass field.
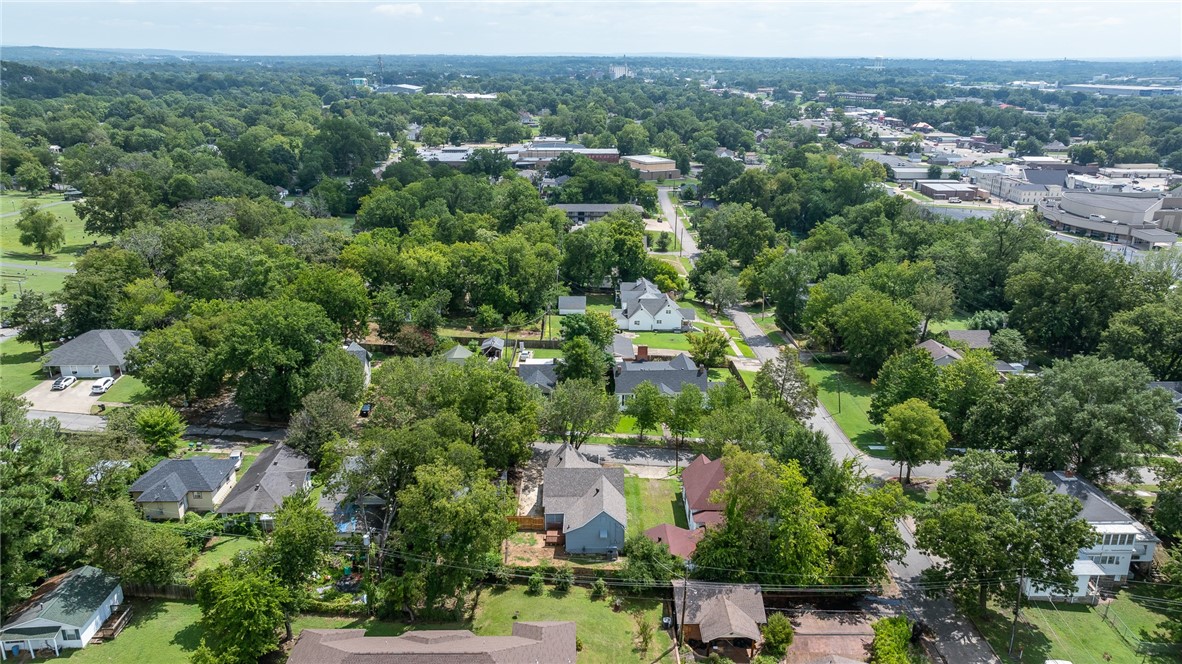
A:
[624,476,685,536]
[614,415,643,435]
[98,376,151,404]
[629,331,693,352]
[976,593,1182,664]
[474,586,674,663]
[189,536,262,575]
[802,362,888,457]
[737,369,758,391]
[0,337,54,396]
[929,313,973,334]
[1,196,88,296]
[57,600,203,662]
[585,293,615,314]
[528,348,564,359]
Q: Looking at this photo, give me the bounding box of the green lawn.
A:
[0,337,53,396]
[98,376,151,404]
[527,348,564,359]
[629,331,693,352]
[57,600,203,662]
[624,476,685,536]
[803,362,888,456]
[189,536,262,575]
[975,595,1182,664]
[929,313,973,334]
[614,415,643,435]
[737,370,758,391]
[900,188,933,202]
[646,230,681,252]
[474,586,674,663]
[585,293,615,314]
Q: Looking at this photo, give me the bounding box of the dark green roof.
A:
[2,566,121,630]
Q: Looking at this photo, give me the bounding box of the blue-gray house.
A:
[542,444,626,554]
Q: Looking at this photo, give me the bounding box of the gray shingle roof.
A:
[556,296,586,312]
[130,457,237,503]
[443,345,474,362]
[672,581,766,643]
[562,474,626,532]
[344,341,370,363]
[946,329,992,349]
[43,329,141,368]
[1042,471,1152,530]
[614,355,711,396]
[543,466,626,525]
[517,363,558,394]
[217,444,311,515]
[611,334,635,359]
[916,339,962,365]
[481,336,506,351]
[546,443,600,469]
[1,566,121,632]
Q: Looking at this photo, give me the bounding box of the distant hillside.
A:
[2,45,221,62]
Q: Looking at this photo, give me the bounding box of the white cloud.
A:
[904,1,952,14]
[373,3,422,18]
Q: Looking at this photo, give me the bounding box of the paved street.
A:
[657,186,699,258]
[533,441,682,468]
[26,409,107,432]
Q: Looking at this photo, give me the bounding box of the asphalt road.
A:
[26,409,107,432]
[657,186,699,258]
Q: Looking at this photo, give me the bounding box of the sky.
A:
[3,0,1181,60]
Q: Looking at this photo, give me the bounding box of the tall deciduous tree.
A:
[665,385,704,458]
[1099,292,1182,381]
[15,205,65,256]
[624,382,671,442]
[287,389,356,467]
[687,327,731,368]
[76,170,155,237]
[560,311,617,350]
[869,348,939,424]
[9,290,61,355]
[81,497,193,585]
[910,281,954,340]
[916,455,1095,613]
[267,489,336,640]
[556,336,609,384]
[706,271,743,312]
[134,404,187,457]
[125,324,209,402]
[1029,355,1177,482]
[539,378,619,449]
[287,266,372,339]
[962,374,1042,471]
[753,347,818,420]
[833,289,919,379]
[936,349,1000,440]
[193,563,288,662]
[883,398,949,484]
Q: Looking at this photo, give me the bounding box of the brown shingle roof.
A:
[288,622,577,664]
[682,455,726,513]
[643,523,704,559]
[672,581,766,644]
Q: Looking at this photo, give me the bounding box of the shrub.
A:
[527,572,544,595]
[869,616,913,664]
[761,612,795,658]
[553,566,574,592]
[632,610,654,655]
[476,304,503,332]
[575,636,584,652]
[494,565,512,587]
[590,576,608,599]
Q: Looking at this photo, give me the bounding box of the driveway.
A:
[26,409,107,432]
[21,378,106,414]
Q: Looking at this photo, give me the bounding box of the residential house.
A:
[542,444,627,554]
[672,580,767,660]
[288,622,577,664]
[613,353,712,407]
[682,454,727,530]
[557,295,587,315]
[916,339,963,367]
[442,345,474,364]
[611,334,636,360]
[612,278,695,332]
[946,329,992,350]
[844,137,872,149]
[317,457,386,539]
[42,329,142,379]
[1149,382,1182,432]
[129,457,238,520]
[343,341,371,387]
[1025,471,1160,602]
[0,566,125,659]
[217,443,313,529]
[644,523,704,560]
[517,361,558,395]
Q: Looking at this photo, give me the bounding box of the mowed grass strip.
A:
[802,362,888,457]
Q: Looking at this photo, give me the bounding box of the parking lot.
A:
[21,377,109,414]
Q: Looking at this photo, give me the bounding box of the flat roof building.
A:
[622,155,680,180]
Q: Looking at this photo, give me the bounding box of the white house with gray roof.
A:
[613,353,713,407]
[612,278,695,332]
[0,566,124,659]
[541,444,626,554]
[42,329,141,379]
[129,457,238,520]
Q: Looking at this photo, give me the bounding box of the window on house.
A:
[656,320,663,324]
[599,529,608,539]
[193,492,203,499]
[61,629,80,641]
[1091,555,1120,566]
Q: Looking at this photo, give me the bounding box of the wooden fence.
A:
[506,515,545,531]
[121,582,196,600]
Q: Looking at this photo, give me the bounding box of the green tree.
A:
[689,249,730,295]
[1029,355,1177,482]
[764,252,815,332]
[761,612,795,659]
[395,462,514,612]
[193,564,288,662]
[916,457,1096,613]
[619,535,680,593]
[9,290,61,354]
[76,170,155,237]
[355,187,419,233]
[60,247,151,335]
[624,382,671,442]
[910,282,954,339]
[305,346,365,403]
[539,378,619,448]
[560,311,617,350]
[287,266,371,339]
[268,489,336,640]
[833,289,919,379]
[869,348,939,424]
[475,304,502,332]
[125,325,209,402]
[665,385,704,456]
[463,148,513,178]
[134,404,187,457]
[706,271,743,313]
[556,336,609,383]
[1099,293,1182,381]
[81,497,193,585]
[936,349,1000,439]
[927,164,943,180]
[1151,459,1182,540]
[687,327,730,368]
[287,389,355,467]
[989,328,1027,364]
[963,374,1042,470]
[883,398,949,484]
[15,161,50,194]
[116,276,183,330]
[753,347,817,420]
[15,205,65,256]
[830,481,908,579]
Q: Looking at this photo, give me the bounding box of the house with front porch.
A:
[672,580,767,661]
[0,566,127,660]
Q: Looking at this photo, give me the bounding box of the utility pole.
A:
[677,569,690,648]
[1008,566,1025,655]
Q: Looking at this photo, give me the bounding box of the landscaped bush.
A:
[527,572,544,595]
[590,577,608,599]
[869,616,913,664]
[760,611,795,658]
[553,566,574,591]
[494,565,512,587]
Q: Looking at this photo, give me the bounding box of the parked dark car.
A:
[359,403,373,417]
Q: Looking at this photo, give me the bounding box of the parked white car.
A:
[90,377,116,394]
[51,376,77,391]
[229,450,243,470]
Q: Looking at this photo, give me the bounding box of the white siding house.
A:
[0,566,125,659]
[611,278,695,332]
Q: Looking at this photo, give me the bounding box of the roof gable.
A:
[2,566,120,630]
[217,444,311,515]
[130,457,236,501]
[683,455,727,512]
[672,580,766,642]
[43,329,141,368]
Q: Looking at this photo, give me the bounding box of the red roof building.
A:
[643,523,705,560]
[682,454,726,530]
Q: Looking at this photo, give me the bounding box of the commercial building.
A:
[622,154,680,180]
[551,203,642,225]
[1062,83,1181,97]
[913,180,983,201]
[859,152,929,181]
[373,83,423,94]
[503,140,619,167]
[1039,191,1178,250]
[418,145,471,167]
[834,91,877,104]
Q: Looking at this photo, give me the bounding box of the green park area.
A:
[1,195,88,297]
[0,338,53,396]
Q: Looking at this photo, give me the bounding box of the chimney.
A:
[254,484,261,491]
[637,345,649,361]
[1064,469,1074,478]
[615,362,623,376]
